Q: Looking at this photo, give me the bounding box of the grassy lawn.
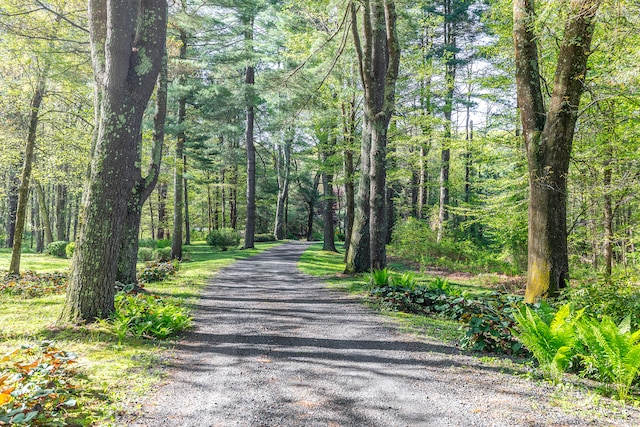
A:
[298,243,464,345]
[0,241,281,426]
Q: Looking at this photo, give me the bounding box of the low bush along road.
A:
[127,241,640,426]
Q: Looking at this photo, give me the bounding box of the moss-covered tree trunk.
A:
[117,54,167,284]
[5,170,19,248]
[346,0,400,272]
[514,0,600,303]
[60,0,167,323]
[9,72,46,275]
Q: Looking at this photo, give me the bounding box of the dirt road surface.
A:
[128,241,639,426]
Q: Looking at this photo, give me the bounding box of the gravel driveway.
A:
[128,241,639,426]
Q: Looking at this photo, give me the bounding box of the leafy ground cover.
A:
[0,241,281,425]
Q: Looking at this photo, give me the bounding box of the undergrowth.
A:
[0,342,84,425]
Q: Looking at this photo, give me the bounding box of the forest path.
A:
[128,241,633,426]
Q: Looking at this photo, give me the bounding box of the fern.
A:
[371,268,393,287]
[576,315,640,400]
[513,303,583,383]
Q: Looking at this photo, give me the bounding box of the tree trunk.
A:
[184,154,191,245]
[33,190,44,253]
[603,143,613,278]
[345,118,371,273]
[347,0,400,271]
[274,136,291,240]
[157,182,167,239]
[116,52,167,284]
[10,72,46,275]
[437,0,455,243]
[321,138,337,252]
[34,181,53,246]
[243,15,256,248]
[514,0,600,303]
[61,0,167,322]
[5,170,18,248]
[171,29,188,260]
[342,98,356,259]
[55,184,67,241]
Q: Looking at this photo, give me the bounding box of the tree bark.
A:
[347,0,400,271]
[243,14,256,248]
[172,29,188,260]
[184,154,191,245]
[10,71,46,275]
[61,0,167,322]
[603,143,613,278]
[274,135,291,240]
[437,0,455,243]
[35,181,54,247]
[5,170,19,248]
[514,0,600,303]
[321,136,337,252]
[55,184,67,241]
[342,99,356,259]
[116,52,167,284]
[157,182,167,239]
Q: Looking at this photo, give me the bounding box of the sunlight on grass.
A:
[0,252,71,273]
[298,243,464,344]
[0,241,281,425]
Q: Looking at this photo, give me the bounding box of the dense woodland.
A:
[0,0,639,319]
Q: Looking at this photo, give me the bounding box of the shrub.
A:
[138,238,158,249]
[46,241,68,258]
[153,247,172,262]
[138,261,178,283]
[112,293,191,342]
[0,342,82,425]
[137,247,154,262]
[206,228,240,251]
[156,239,171,249]
[65,242,75,258]
[254,233,276,242]
[562,278,640,330]
[0,271,67,298]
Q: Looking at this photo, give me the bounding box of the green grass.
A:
[298,243,463,344]
[0,252,72,272]
[0,240,281,425]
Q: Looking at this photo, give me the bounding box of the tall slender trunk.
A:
[342,99,356,259]
[603,143,613,278]
[437,0,455,243]
[322,136,337,252]
[10,72,46,275]
[171,30,188,260]
[243,14,256,248]
[35,181,53,246]
[55,184,67,241]
[5,170,19,248]
[157,182,167,239]
[274,136,291,240]
[184,154,191,245]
